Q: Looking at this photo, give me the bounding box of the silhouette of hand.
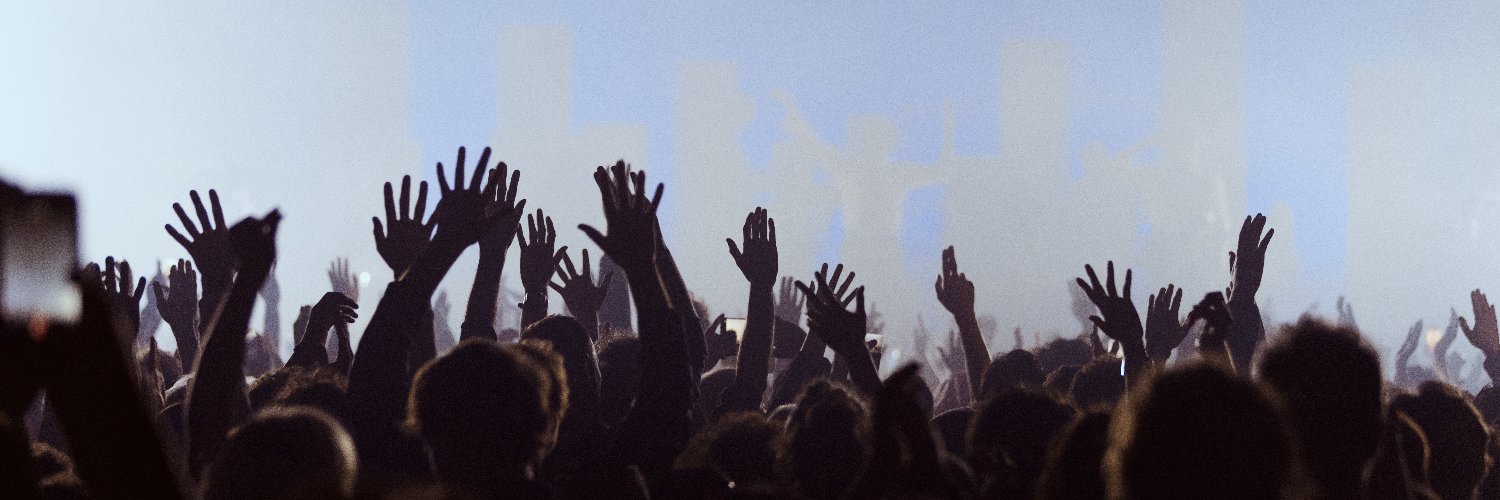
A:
[550,248,613,320]
[306,292,358,340]
[1459,289,1500,355]
[327,257,359,302]
[227,210,281,278]
[291,305,312,344]
[578,160,663,273]
[83,257,147,342]
[1228,214,1274,302]
[775,276,806,324]
[797,264,867,356]
[153,259,198,331]
[166,189,234,285]
[479,161,525,254]
[1145,284,1186,362]
[434,291,452,321]
[517,209,562,293]
[1187,291,1233,350]
[1396,320,1423,366]
[727,207,778,287]
[1075,262,1143,348]
[373,175,436,275]
[934,246,975,317]
[704,314,738,363]
[429,147,523,256]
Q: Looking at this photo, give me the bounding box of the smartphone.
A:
[1,193,81,329]
[723,318,748,344]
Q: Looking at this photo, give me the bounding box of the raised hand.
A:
[1075,262,1144,348]
[1144,284,1187,364]
[517,209,562,293]
[550,248,614,333]
[153,259,199,363]
[1396,320,1423,369]
[227,210,281,280]
[372,175,436,275]
[165,189,234,286]
[578,160,664,273]
[726,207,778,287]
[479,162,526,255]
[87,257,147,344]
[431,146,521,253]
[797,266,867,356]
[1186,291,1233,366]
[934,246,975,317]
[327,257,359,302]
[775,276,806,324]
[703,314,737,364]
[306,292,358,343]
[1459,289,1500,356]
[1228,213,1274,302]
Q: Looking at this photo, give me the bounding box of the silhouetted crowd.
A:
[3,148,1499,499]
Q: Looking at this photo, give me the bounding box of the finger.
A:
[152,281,167,304]
[452,146,468,191]
[1084,264,1102,296]
[707,314,726,333]
[552,247,568,269]
[742,211,754,245]
[631,171,647,208]
[1172,287,1183,312]
[505,167,520,206]
[549,281,565,294]
[579,224,609,253]
[383,181,398,227]
[561,250,579,279]
[598,271,614,291]
[210,189,226,230]
[726,238,743,262]
[372,217,386,243]
[611,161,629,203]
[1122,268,1132,301]
[648,183,664,217]
[173,203,200,237]
[1228,251,1236,272]
[1105,261,1117,297]
[1089,315,1106,331]
[837,271,856,299]
[190,190,212,231]
[527,213,538,241]
[1460,317,1474,336]
[854,287,866,315]
[593,167,617,212]
[545,216,556,244]
[436,161,450,193]
[1259,227,1275,253]
[471,147,490,191]
[399,176,412,220]
[581,249,592,279]
[515,224,528,247]
[104,257,118,294]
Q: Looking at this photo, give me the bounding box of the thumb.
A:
[578,224,609,253]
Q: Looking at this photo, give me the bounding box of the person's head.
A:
[966,386,1075,497]
[277,367,350,422]
[782,379,872,499]
[1039,411,1111,500]
[201,406,357,500]
[1256,317,1383,497]
[697,365,737,419]
[932,407,974,457]
[522,315,601,421]
[980,349,1043,398]
[1391,381,1491,500]
[1070,356,1125,410]
[1044,365,1081,396]
[675,412,782,491]
[1363,409,1438,500]
[249,367,303,411]
[1106,363,1297,500]
[407,339,568,486]
[1035,336,1094,376]
[595,332,639,427]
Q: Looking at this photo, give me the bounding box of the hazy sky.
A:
[4,1,1500,367]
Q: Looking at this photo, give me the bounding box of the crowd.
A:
[2,146,1497,499]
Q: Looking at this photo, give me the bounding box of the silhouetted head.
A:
[408,339,568,488]
[932,407,974,457]
[967,386,1075,498]
[675,412,782,491]
[249,367,303,411]
[980,349,1043,398]
[595,333,639,427]
[782,379,872,500]
[201,406,357,500]
[1106,363,1296,500]
[1036,337,1094,376]
[1039,411,1111,500]
[277,367,349,422]
[1257,317,1382,498]
[1070,357,1125,410]
[522,315,601,421]
[1044,365,1081,396]
[1364,409,1438,500]
[697,365,737,418]
[1391,381,1491,500]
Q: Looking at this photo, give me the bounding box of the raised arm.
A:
[1075,261,1150,387]
[798,264,880,397]
[1458,289,1500,385]
[286,292,358,369]
[260,271,283,359]
[579,161,696,474]
[716,208,778,415]
[372,175,435,280]
[457,158,525,340]
[164,189,236,338]
[550,248,614,340]
[1187,291,1235,371]
[934,246,986,396]
[1226,213,1274,370]
[1144,284,1187,365]
[186,209,280,475]
[1394,320,1423,385]
[653,226,707,377]
[513,209,560,331]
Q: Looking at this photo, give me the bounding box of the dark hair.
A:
[201,406,357,500]
[595,333,640,427]
[1039,411,1111,500]
[1069,356,1124,410]
[967,386,1075,498]
[980,349,1043,398]
[675,412,782,489]
[1257,316,1383,497]
[782,379,871,499]
[1107,363,1297,500]
[1390,381,1491,500]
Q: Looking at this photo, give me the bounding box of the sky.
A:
[3,1,1500,371]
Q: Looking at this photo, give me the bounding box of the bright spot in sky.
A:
[358,272,371,287]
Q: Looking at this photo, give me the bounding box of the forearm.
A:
[655,244,705,375]
[262,301,281,356]
[1120,339,1151,388]
[769,335,830,408]
[166,319,199,371]
[954,311,988,396]
[461,250,505,339]
[285,327,330,369]
[186,270,263,475]
[519,290,547,330]
[720,283,775,414]
[626,264,694,411]
[839,346,882,397]
[333,323,354,375]
[47,357,184,499]
[1227,297,1264,371]
[346,282,427,472]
